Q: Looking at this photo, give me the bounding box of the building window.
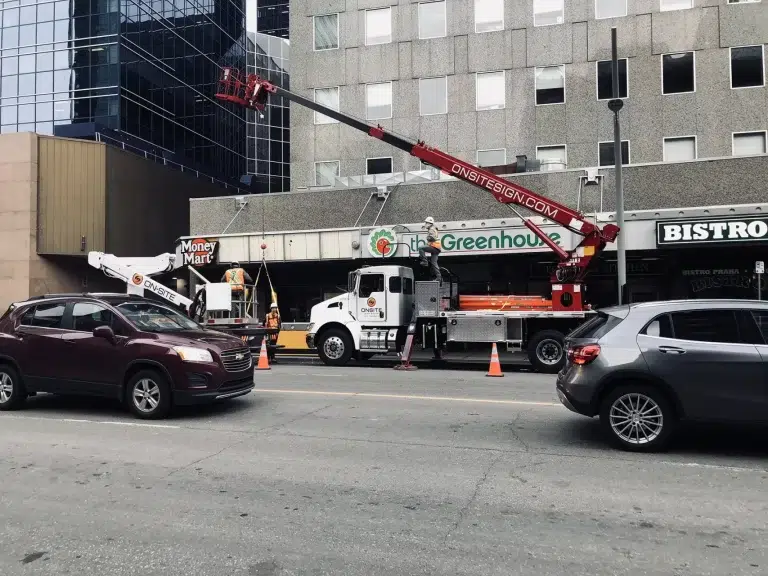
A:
[598,141,630,166]
[663,136,697,162]
[595,0,627,19]
[661,0,692,10]
[476,71,505,110]
[662,52,695,94]
[477,149,506,167]
[418,1,447,39]
[314,14,339,51]
[533,0,564,26]
[596,59,628,100]
[367,157,393,174]
[536,145,567,171]
[728,0,760,3]
[365,8,392,45]
[366,82,393,120]
[535,66,565,105]
[475,0,504,33]
[732,131,767,156]
[315,161,340,186]
[730,45,765,89]
[314,87,339,124]
[420,76,448,115]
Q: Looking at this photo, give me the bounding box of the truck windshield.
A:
[117,302,200,333]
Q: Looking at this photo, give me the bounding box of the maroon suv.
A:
[0,293,254,419]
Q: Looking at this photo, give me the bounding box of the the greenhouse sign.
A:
[400,227,567,257]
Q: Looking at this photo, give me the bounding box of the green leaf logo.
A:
[369,228,396,257]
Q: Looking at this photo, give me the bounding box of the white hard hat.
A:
[270,303,278,309]
[424,216,435,225]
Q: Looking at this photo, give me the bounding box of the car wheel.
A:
[0,365,26,411]
[126,370,171,420]
[527,330,566,374]
[599,385,676,452]
[317,328,353,366]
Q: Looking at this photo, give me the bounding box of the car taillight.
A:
[567,344,601,365]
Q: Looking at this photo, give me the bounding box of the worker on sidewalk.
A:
[265,302,281,363]
[221,261,253,317]
[418,216,442,283]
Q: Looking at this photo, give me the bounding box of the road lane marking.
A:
[252,388,560,406]
[0,415,179,429]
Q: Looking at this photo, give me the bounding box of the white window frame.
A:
[475,70,506,111]
[595,58,629,101]
[477,148,507,167]
[661,51,696,95]
[727,0,761,4]
[419,76,448,116]
[418,1,447,40]
[365,81,393,120]
[365,7,392,46]
[595,0,627,20]
[313,13,340,52]
[314,160,341,187]
[597,140,631,166]
[314,86,340,125]
[729,45,766,90]
[535,144,568,171]
[731,130,768,156]
[660,0,693,11]
[662,136,698,162]
[533,0,565,27]
[366,156,394,175]
[534,65,566,106]
[474,0,504,33]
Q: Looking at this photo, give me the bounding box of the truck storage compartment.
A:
[359,328,399,352]
[446,316,506,342]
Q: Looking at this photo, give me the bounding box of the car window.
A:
[359,274,384,297]
[72,302,114,332]
[749,310,768,344]
[23,302,66,329]
[568,312,623,339]
[389,276,402,294]
[669,310,740,344]
[117,301,199,333]
[642,314,673,338]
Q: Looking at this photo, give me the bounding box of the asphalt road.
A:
[1,364,767,576]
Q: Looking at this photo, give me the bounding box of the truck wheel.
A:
[527,329,566,374]
[317,328,353,366]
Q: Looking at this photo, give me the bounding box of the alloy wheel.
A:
[0,372,13,404]
[133,378,161,414]
[609,392,664,445]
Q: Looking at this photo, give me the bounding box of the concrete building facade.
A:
[287,0,768,187]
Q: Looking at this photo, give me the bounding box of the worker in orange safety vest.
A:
[221,261,253,316]
[418,216,442,283]
[264,302,281,363]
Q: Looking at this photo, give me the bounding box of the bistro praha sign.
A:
[657,215,768,247]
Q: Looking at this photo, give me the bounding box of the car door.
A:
[15,302,71,392]
[58,302,127,399]
[637,309,765,422]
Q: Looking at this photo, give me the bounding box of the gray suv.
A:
[556,299,768,452]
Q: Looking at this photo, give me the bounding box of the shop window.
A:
[365,7,391,45]
[313,14,339,51]
[475,0,504,32]
[418,1,446,39]
[669,310,740,344]
[533,0,563,26]
[730,45,765,89]
[662,52,695,94]
[366,157,392,175]
[535,66,565,105]
[598,140,630,166]
[732,131,767,156]
[596,59,628,100]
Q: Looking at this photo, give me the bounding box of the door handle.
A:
[658,346,686,355]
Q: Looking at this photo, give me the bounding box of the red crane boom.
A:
[215,67,620,311]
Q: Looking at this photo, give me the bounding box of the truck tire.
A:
[527,329,566,374]
[317,328,353,366]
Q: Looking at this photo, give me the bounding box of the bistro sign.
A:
[656,215,768,247]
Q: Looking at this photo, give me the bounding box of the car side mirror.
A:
[93,325,116,344]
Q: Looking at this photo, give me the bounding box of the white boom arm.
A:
[88,251,194,310]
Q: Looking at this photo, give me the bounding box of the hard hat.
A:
[424,216,435,225]
[270,303,278,309]
[231,261,240,268]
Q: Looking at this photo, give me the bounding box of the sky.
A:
[246,0,257,34]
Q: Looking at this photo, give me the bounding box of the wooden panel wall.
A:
[37,136,106,255]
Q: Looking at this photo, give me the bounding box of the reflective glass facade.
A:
[255,0,285,38]
[0,0,248,180]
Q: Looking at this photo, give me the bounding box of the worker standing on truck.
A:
[418,216,442,283]
[222,261,253,317]
[265,302,281,363]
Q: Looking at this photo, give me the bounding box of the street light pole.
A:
[608,27,627,305]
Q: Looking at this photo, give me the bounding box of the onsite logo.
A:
[179,237,219,266]
[132,273,143,285]
[368,228,397,258]
[367,297,376,307]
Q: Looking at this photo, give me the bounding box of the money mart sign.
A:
[374,225,573,257]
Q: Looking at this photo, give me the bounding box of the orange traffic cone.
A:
[486,343,503,377]
[256,337,271,370]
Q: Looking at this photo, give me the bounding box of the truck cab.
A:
[307,265,415,365]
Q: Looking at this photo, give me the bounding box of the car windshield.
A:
[117,301,200,333]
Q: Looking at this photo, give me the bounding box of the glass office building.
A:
[0,0,249,181]
[255,0,286,38]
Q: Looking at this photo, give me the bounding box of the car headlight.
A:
[173,346,213,363]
